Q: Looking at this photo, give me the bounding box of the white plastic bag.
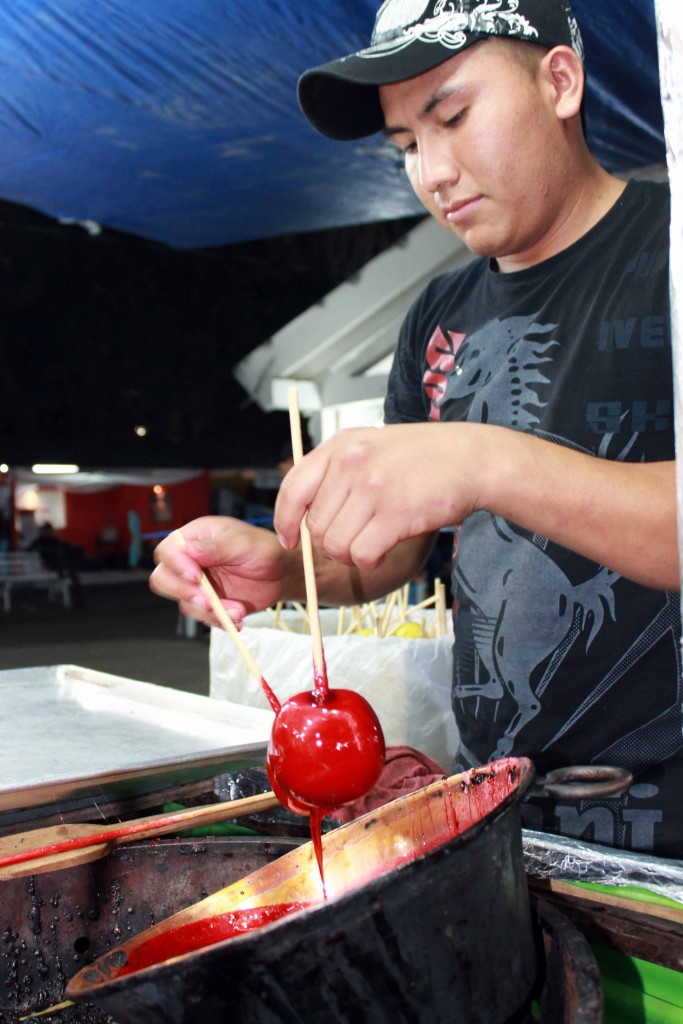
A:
[209,607,458,771]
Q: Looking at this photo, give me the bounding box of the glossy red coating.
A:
[116,903,311,977]
[266,688,385,810]
[267,771,319,818]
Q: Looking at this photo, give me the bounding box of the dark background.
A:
[0,205,420,469]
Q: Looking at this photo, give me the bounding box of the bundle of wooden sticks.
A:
[266,579,450,639]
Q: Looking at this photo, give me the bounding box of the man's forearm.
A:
[479,426,679,591]
[274,420,679,594]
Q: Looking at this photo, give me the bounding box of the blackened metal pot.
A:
[0,836,301,1018]
[68,758,541,1024]
[0,863,602,1024]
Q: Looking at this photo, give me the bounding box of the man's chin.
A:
[455,227,503,259]
[436,216,499,258]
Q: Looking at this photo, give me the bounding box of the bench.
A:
[0,551,72,612]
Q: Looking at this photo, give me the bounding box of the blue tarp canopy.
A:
[0,0,667,250]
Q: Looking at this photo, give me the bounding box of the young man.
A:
[152,0,681,857]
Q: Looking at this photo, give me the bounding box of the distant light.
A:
[135,425,148,437]
[152,484,165,495]
[0,464,8,474]
[18,488,40,511]
[32,464,80,475]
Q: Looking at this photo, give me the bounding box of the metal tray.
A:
[0,664,273,824]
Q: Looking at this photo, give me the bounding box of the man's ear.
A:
[540,45,584,121]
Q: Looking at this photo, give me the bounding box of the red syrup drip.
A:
[116,903,311,977]
[260,676,282,714]
[309,806,327,899]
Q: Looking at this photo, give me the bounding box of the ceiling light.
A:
[32,464,80,474]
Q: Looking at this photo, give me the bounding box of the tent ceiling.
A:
[0,0,667,250]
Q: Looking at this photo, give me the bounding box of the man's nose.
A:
[418,140,459,193]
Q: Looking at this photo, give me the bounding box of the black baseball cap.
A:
[298,0,584,140]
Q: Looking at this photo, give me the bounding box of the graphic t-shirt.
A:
[385,180,683,857]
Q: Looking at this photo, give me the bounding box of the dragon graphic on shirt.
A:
[424,314,683,768]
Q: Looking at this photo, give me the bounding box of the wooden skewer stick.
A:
[19,1001,75,1021]
[172,530,261,683]
[268,603,294,632]
[406,592,437,614]
[435,578,448,635]
[400,584,410,619]
[171,531,278,710]
[379,589,398,637]
[0,790,281,876]
[291,600,311,630]
[361,604,375,630]
[287,387,327,690]
[337,605,346,636]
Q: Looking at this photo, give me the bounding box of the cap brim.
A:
[298,35,486,141]
[297,71,385,141]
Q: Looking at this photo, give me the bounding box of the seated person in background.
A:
[28,523,85,607]
[28,522,66,572]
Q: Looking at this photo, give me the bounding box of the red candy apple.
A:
[267,688,385,815]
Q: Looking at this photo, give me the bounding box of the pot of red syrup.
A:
[66,757,543,1024]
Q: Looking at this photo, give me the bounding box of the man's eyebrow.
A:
[383,85,465,138]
